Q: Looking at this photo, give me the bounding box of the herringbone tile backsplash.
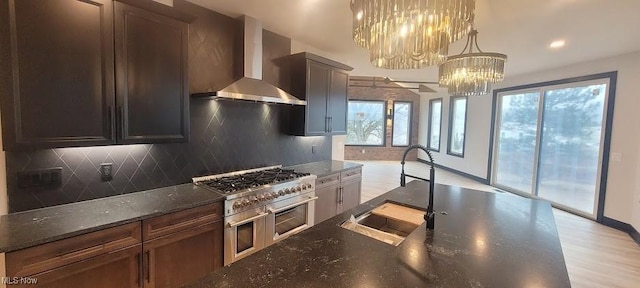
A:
[7,99,331,212]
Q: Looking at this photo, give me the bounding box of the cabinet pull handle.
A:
[325,116,329,133]
[328,117,332,133]
[107,106,113,139]
[117,106,125,139]
[137,252,143,287]
[145,250,151,283]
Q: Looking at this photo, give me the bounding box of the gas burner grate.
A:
[201,168,310,194]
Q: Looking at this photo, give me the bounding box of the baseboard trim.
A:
[602,217,640,247]
[416,158,490,185]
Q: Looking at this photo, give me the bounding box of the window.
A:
[391,101,412,146]
[427,98,442,151]
[346,100,385,146]
[447,96,467,157]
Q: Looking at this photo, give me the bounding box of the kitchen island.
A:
[188,180,571,288]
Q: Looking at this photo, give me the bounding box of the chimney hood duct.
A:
[192,16,306,105]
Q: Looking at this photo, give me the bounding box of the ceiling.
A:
[186,0,640,83]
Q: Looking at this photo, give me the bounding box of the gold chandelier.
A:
[351,0,475,69]
[438,18,507,96]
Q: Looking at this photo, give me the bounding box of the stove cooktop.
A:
[198,168,311,194]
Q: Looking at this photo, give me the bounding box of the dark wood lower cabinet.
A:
[143,221,223,288]
[340,177,362,212]
[5,203,224,288]
[314,168,363,224]
[19,245,142,288]
[315,182,340,224]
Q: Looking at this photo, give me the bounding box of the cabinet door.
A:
[340,177,362,213]
[18,245,142,288]
[305,61,330,135]
[0,0,115,150]
[328,70,348,135]
[114,2,189,144]
[143,222,223,288]
[314,183,340,224]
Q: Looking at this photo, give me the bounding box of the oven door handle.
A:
[268,197,318,214]
[227,212,269,227]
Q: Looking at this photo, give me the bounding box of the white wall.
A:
[418,90,493,178]
[419,51,640,229]
[291,39,350,64]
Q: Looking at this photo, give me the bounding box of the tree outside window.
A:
[392,102,412,146]
[346,100,385,146]
[448,97,467,157]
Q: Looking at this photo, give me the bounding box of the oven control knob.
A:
[283,188,290,194]
[278,190,285,196]
[302,184,307,190]
[306,183,313,189]
[258,194,266,201]
[296,186,302,192]
[271,192,278,198]
[233,201,242,209]
[250,196,259,203]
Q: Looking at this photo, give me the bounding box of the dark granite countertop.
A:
[286,160,362,177]
[0,184,224,253]
[188,180,570,288]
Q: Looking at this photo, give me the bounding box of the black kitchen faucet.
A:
[400,144,436,230]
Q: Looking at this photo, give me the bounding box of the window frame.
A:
[390,101,413,147]
[345,99,387,147]
[447,96,468,158]
[427,98,443,152]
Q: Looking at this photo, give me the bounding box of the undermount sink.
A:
[341,202,425,246]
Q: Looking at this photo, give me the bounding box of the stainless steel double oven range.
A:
[193,166,317,265]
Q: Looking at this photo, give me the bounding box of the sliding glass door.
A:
[493,91,540,194]
[492,79,610,218]
[537,83,607,215]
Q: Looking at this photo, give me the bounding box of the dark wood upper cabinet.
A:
[289,52,352,136]
[114,1,189,144]
[0,0,116,150]
[0,0,192,150]
[328,70,349,134]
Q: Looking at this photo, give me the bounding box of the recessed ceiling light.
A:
[549,40,566,49]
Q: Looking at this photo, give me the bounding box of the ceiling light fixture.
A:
[350,0,475,70]
[438,15,507,96]
[549,40,566,49]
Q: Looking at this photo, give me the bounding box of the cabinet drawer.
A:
[6,222,141,277]
[142,202,222,241]
[316,173,340,189]
[341,167,362,181]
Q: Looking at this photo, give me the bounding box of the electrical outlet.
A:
[312,145,317,154]
[361,149,366,154]
[18,167,62,189]
[100,163,113,181]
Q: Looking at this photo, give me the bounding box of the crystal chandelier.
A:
[438,17,507,96]
[351,0,475,70]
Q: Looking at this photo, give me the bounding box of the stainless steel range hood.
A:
[192,16,305,105]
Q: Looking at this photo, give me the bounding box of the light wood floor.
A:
[351,160,640,288]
